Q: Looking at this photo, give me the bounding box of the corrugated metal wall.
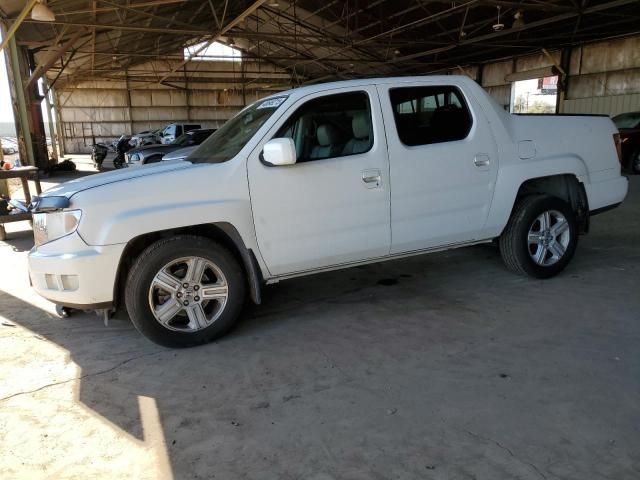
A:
[564,36,640,115]
[479,35,640,116]
[57,59,293,153]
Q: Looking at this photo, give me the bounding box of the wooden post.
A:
[2,23,35,167]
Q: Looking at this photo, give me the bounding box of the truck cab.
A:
[160,123,202,144]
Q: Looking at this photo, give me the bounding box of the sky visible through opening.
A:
[511,77,558,114]
[184,41,241,61]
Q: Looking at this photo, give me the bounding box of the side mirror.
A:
[261,138,296,167]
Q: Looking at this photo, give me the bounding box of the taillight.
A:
[613,133,622,165]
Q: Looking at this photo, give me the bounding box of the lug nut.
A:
[194,296,200,302]
[177,292,182,298]
[183,300,189,306]
[183,283,189,288]
[193,285,200,291]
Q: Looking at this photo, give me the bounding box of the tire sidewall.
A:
[126,237,246,347]
[513,196,578,279]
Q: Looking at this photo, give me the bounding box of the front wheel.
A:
[125,235,246,347]
[499,195,578,279]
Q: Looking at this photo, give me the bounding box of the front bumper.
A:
[28,232,125,309]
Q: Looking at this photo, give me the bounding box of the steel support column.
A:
[42,79,58,161]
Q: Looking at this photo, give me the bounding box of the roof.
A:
[1,1,639,90]
[260,74,478,101]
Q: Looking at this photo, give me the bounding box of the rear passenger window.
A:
[274,91,373,162]
[389,86,472,146]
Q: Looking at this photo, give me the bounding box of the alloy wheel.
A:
[148,256,229,332]
[527,209,571,267]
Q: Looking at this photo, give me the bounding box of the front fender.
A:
[73,161,258,254]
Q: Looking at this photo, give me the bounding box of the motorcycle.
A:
[113,135,133,169]
[91,143,109,171]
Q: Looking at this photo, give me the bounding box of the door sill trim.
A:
[265,238,492,284]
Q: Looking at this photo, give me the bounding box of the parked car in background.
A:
[161,145,198,162]
[127,128,215,165]
[2,145,17,155]
[28,76,628,348]
[160,123,201,144]
[612,111,640,174]
[131,129,162,147]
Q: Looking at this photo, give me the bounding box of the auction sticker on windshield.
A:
[257,97,286,109]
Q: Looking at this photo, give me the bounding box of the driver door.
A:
[247,86,391,276]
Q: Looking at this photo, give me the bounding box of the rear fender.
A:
[483,155,589,236]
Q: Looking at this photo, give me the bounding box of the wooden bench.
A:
[0,166,42,241]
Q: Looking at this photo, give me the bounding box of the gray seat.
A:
[310,124,341,160]
[342,112,371,155]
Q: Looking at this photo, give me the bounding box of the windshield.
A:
[189,96,287,163]
[613,112,640,129]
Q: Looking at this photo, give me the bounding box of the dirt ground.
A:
[1,161,638,479]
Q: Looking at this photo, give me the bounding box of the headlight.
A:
[32,210,82,247]
[128,153,140,163]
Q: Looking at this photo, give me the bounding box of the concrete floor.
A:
[0,167,638,479]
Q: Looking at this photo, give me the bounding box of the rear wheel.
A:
[499,195,578,279]
[125,235,246,347]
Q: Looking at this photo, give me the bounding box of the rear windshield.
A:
[613,112,640,129]
[189,96,287,164]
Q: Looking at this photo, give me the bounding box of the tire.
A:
[125,235,246,347]
[499,195,578,279]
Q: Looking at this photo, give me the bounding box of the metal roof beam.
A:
[157,0,269,85]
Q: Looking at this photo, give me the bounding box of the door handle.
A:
[362,169,381,188]
[474,154,491,168]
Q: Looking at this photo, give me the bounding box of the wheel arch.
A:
[514,174,589,232]
[495,173,589,238]
[113,222,263,312]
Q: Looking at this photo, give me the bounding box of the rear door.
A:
[247,86,391,276]
[377,82,498,254]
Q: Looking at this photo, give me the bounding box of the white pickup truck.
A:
[28,76,628,347]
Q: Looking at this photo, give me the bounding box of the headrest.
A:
[317,124,339,146]
[352,112,370,139]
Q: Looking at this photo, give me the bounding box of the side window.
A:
[274,91,373,162]
[389,86,472,146]
[165,125,176,136]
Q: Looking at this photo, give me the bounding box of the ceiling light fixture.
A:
[31,0,55,22]
[492,6,504,32]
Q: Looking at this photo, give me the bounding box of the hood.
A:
[162,145,197,161]
[44,160,193,199]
